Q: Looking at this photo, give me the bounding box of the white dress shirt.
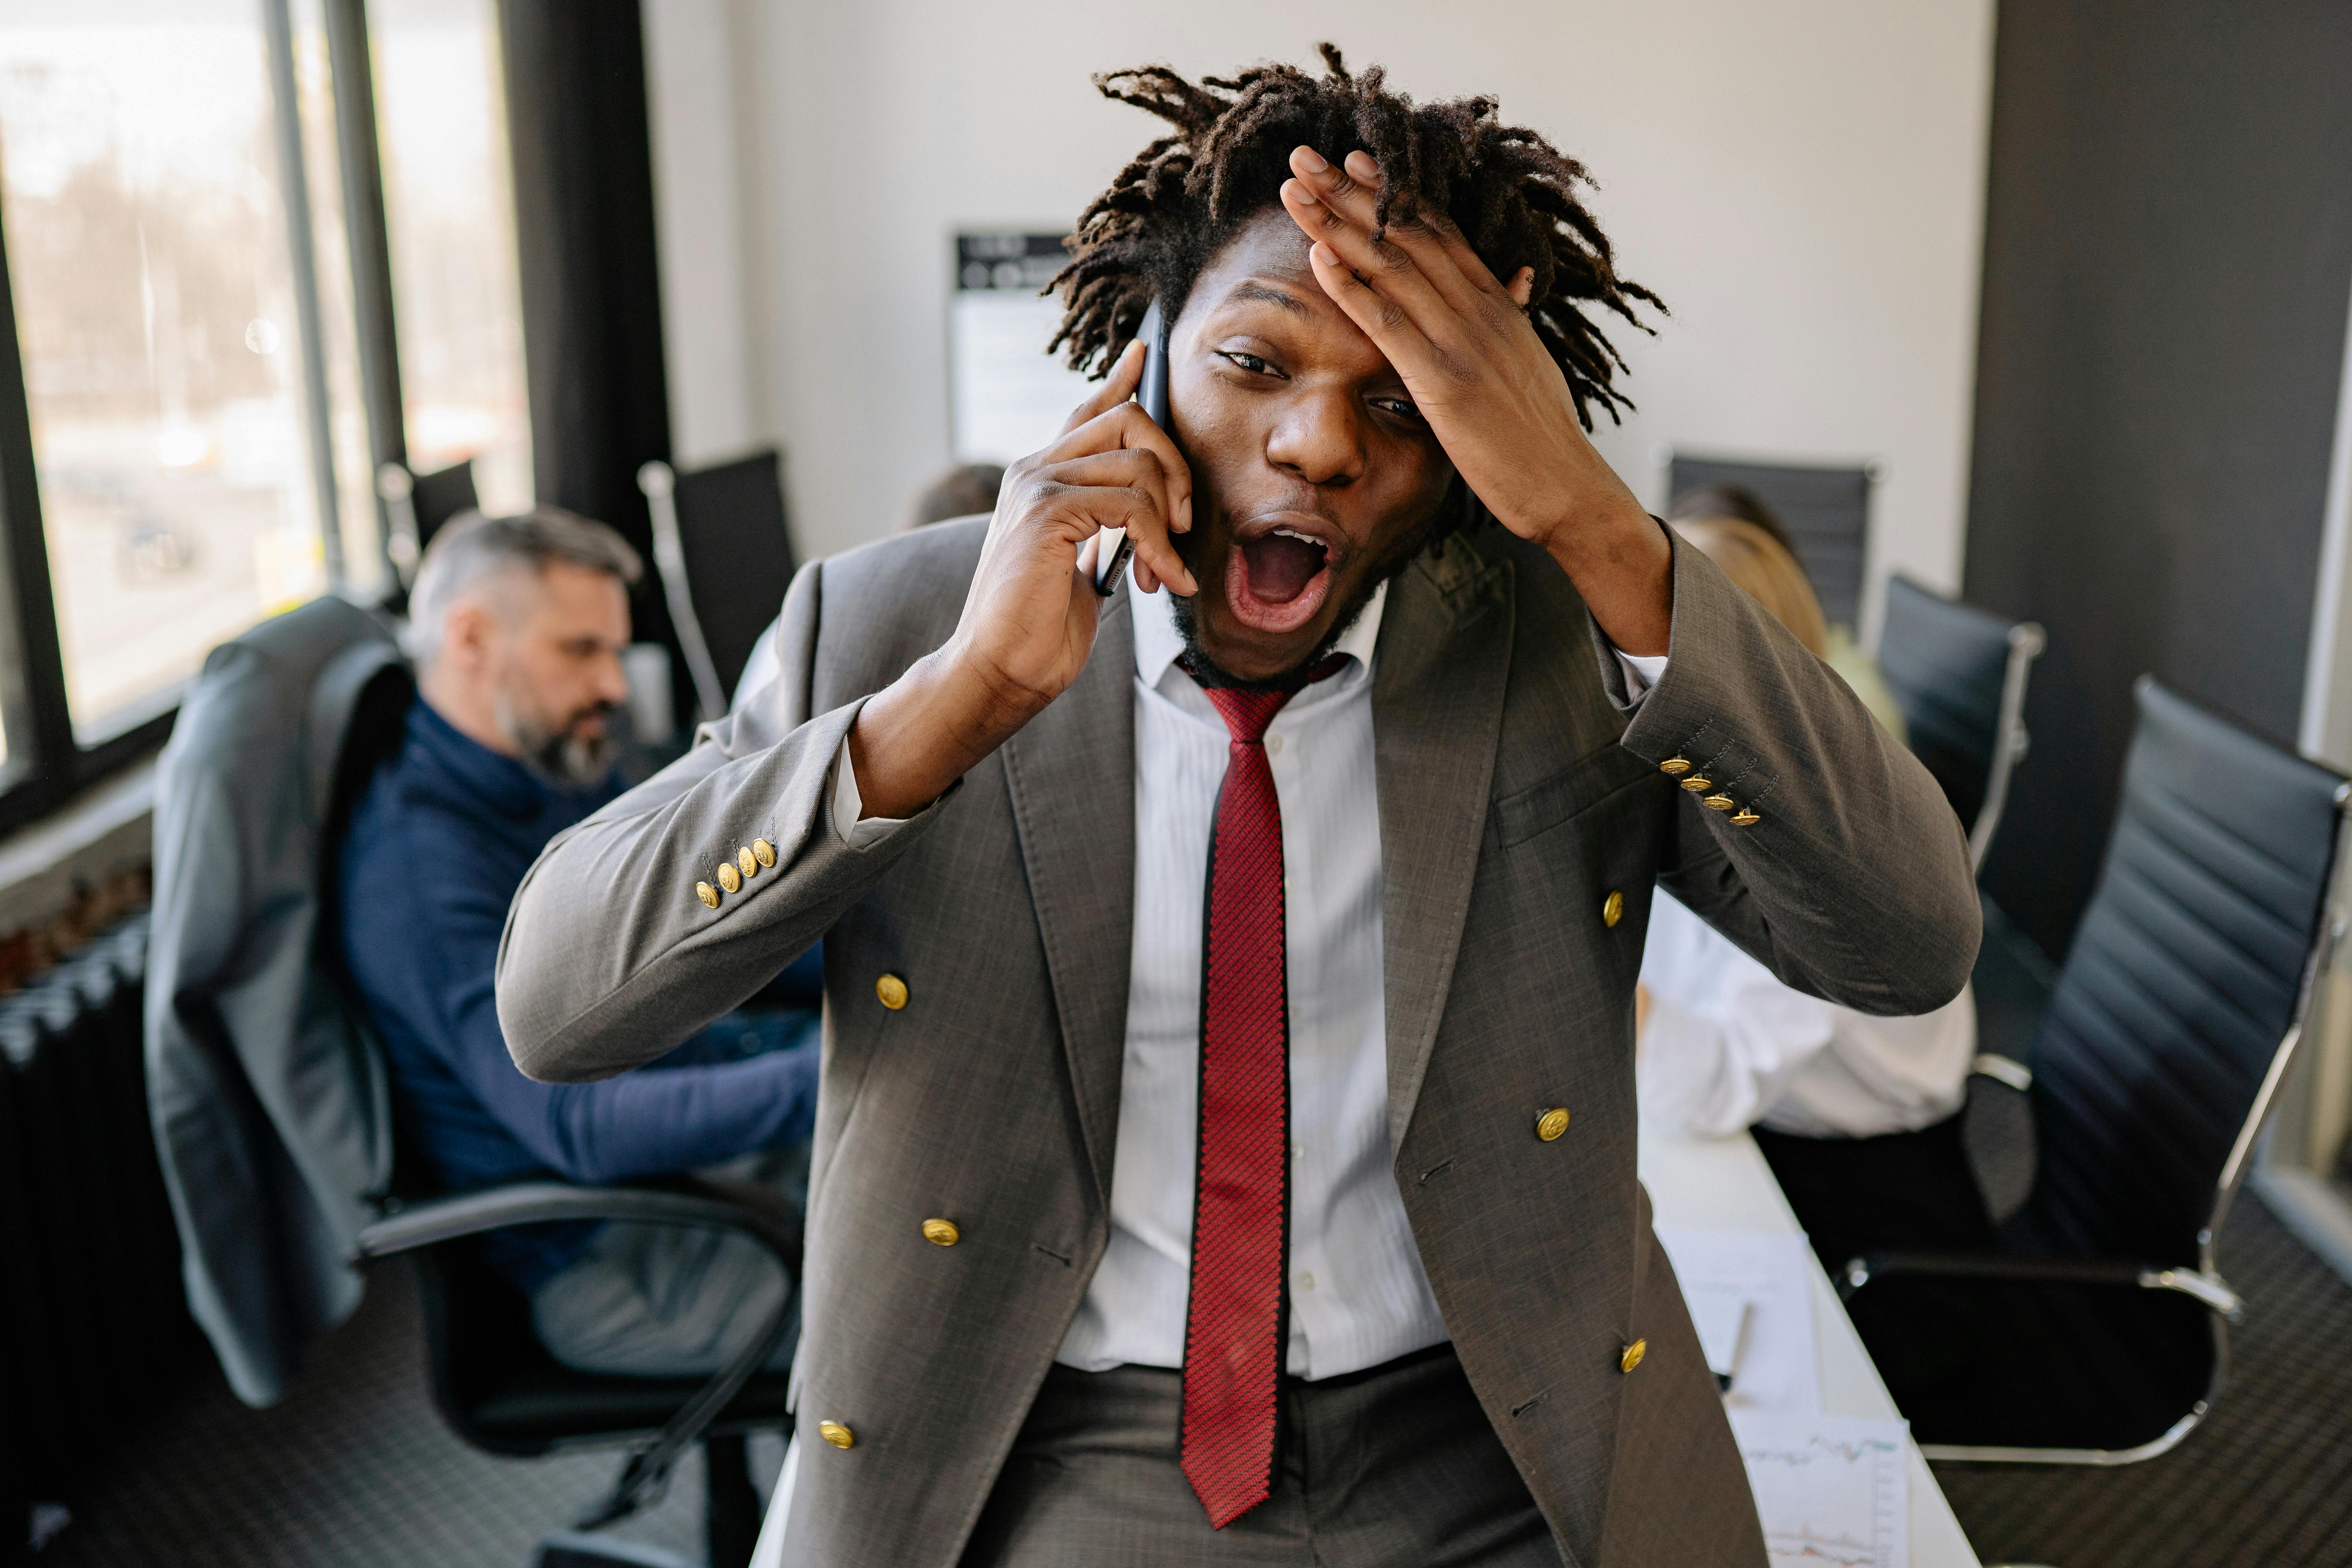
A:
[1636,890,1975,1140]
[832,575,1667,1380]
[1055,580,1446,1378]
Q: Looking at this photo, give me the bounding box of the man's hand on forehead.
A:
[1278,146,1600,551]
[1277,145,1672,654]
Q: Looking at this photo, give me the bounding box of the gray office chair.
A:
[1839,677,2349,1466]
[1666,450,1874,630]
[1877,574,2046,875]
[147,596,796,1568]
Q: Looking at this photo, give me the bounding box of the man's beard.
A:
[1168,501,1449,690]
[494,690,619,789]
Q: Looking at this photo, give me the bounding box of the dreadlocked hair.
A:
[1048,43,1663,433]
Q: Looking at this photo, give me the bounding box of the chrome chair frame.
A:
[636,459,730,726]
[378,460,423,588]
[1847,781,2352,1465]
[1966,617,2048,874]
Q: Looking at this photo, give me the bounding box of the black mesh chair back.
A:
[639,451,798,721]
[1667,452,1872,629]
[2021,677,2345,1270]
[1840,677,2345,1463]
[1877,575,2045,869]
[412,460,480,548]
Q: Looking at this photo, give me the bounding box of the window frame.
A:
[0,0,414,838]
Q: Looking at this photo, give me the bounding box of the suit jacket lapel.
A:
[1376,545,1515,1148]
[1001,590,1137,1203]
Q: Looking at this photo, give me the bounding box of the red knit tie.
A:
[1180,678,1305,1530]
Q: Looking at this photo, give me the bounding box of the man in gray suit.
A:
[496,50,1976,1568]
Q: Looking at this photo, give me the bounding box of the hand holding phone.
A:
[1091,299,1173,596]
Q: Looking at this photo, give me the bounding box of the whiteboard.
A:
[949,232,1100,466]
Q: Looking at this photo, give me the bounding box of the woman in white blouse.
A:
[1637,509,1994,1273]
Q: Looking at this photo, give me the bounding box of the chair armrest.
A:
[355,1178,802,1276]
[1971,1052,2034,1092]
[354,1175,806,1530]
[1839,1250,2242,1322]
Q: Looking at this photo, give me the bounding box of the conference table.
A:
[753,1125,1984,1566]
[1641,1120,1983,1568]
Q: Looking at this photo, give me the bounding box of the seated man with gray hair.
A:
[339,507,820,1377]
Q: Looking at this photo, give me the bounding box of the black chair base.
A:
[1846,1266,2218,1459]
[528,1432,765,1568]
[534,1530,692,1568]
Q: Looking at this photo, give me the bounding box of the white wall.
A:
[644,0,1996,628]
[641,0,765,466]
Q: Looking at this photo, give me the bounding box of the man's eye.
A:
[1218,351,1276,376]
[1375,397,1425,422]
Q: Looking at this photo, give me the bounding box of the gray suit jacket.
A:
[496,520,1978,1567]
[148,597,402,1407]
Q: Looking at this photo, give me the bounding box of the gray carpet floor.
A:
[31,1262,784,1568]
[27,1176,2352,1566]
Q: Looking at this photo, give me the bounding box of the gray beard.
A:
[495,691,619,790]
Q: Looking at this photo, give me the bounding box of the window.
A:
[0,0,532,828]
[0,2,328,737]
[370,0,530,513]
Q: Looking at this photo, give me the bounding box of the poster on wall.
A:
[950,232,1099,465]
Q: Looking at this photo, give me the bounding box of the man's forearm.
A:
[499,697,935,1083]
[1547,501,1674,657]
[847,644,1042,820]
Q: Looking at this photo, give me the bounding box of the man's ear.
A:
[1507,267,1535,310]
[442,598,499,671]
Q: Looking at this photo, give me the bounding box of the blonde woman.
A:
[1637,512,1991,1272]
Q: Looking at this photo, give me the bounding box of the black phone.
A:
[1091,299,1172,596]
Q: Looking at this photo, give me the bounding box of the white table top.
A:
[1640,1120,1983,1568]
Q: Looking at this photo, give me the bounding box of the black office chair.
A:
[1667,450,1874,630]
[1877,574,2047,875]
[1840,677,2349,1464]
[637,452,799,724]
[156,599,796,1568]
[377,457,482,594]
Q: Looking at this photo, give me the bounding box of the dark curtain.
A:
[498,0,680,680]
[1963,0,2352,960]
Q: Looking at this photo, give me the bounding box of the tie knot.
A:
[1204,686,1290,746]
[1182,652,1350,748]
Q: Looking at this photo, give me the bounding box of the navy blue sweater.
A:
[339,698,820,1289]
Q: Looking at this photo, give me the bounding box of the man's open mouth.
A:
[1226,517,1338,635]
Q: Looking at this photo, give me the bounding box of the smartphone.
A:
[1091,298,1172,597]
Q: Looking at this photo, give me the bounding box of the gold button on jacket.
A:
[1659,757,1692,776]
[1621,1339,1647,1373]
[1731,808,1761,827]
[818,1420,855,1449]
[737,846,759,879]
[876,973,909,1010]
[1702,795,1737,812]
[751,838,777,867]
[716,862,742,895]
[1536,1107,1571,1142]
[1601,890,1624,928]
[694,882,719,909]
[922,1218,960,1247]
[1680,777,1712,793]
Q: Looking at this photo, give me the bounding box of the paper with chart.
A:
[1730,1411,1909,1568]
[1656,1228,1820,1412]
